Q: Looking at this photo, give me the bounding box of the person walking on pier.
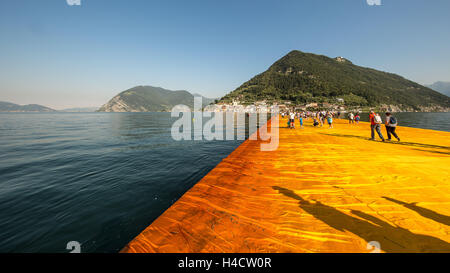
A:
[327,112,333,129]
[319,112,325,127]
[355,113,360,124]
[348,112,355,124]
[385,112,400,141]
[289,112,296,129]
[369,111,385,142]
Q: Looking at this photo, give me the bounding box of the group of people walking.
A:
[369,111,401,142]
[282,111,336,129]
[347,112,361,124]
[281,110,401,142]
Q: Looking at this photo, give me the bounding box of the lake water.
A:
[0,112,250,253]
[0,112,448,253]
[353,112,450,132]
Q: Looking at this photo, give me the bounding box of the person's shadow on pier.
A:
[272,186,450,253]
[383,197,450,227]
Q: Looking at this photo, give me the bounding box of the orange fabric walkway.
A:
[122,117,450,253]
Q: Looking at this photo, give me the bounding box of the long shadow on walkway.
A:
[272,186,450,253]
[321,133,450,154]
[383,197,450,226]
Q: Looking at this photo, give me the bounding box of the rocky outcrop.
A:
[98,86,216,112]
[98,96,140,112]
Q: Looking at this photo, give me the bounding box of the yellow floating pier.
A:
[122,117,450,253]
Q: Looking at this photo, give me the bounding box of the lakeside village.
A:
[203,99,370,116]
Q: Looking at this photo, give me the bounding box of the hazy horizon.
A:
[1,0,450,109]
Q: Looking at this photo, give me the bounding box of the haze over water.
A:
[0,112,448,252]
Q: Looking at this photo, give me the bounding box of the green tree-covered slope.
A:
[221,50,450,111]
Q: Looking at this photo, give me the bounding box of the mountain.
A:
[98,86,215,112]
[192,93,216,105]
[61,107,99,112]
[0,101,55,112]
[220,50,450,112]
[426,81,450,97]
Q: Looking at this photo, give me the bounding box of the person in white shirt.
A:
[289,112,295,129]
[348,112,354,124]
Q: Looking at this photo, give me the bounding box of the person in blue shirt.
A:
[327,112,333,128]
[385,112,400,141]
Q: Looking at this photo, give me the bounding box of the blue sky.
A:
[0,0,449,109]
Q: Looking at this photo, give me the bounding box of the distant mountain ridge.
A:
[427,81,450,97]
[0,101,55,112]
[98,86,215,112]
[61,107,99,112]
[220,50,450,112]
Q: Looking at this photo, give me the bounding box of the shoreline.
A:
[1,110,449,113]
[2,111,449,133]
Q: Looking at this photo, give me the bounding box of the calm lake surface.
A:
[357,112,450,132]
[0,112,448,253]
